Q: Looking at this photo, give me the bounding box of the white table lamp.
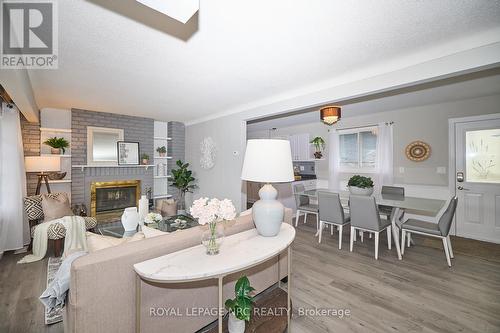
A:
[25,156,61,194]
[241,139,294,236]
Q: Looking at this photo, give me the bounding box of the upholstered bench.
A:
[24,193,97,256]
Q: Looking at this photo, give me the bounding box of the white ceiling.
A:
[246,73,500,131]
[27,0,500,122]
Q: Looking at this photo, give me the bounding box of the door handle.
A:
[457,186,470,191]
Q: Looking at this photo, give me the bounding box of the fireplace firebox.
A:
[90,180,141,222]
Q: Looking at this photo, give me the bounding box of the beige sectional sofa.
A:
[64,208,291,333]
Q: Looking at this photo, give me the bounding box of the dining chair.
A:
[349,195,392,260]
[293,183,319,231]
[379,185,405,219]
[317,191,350,249]
[401,196,458,267]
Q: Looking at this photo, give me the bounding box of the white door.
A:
[455,117,500,243]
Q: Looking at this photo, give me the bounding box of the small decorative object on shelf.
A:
[310,136,325,159]
[190,197,236,255]
[117,141,140,165]
[348,175,374,196]
[79,204,88,217]
[225,276,255,333]
[144,212,162,224]
[171,160,197,213]
[156,146,167,157]
[141,153,150,165]
[43,136,69,154]
[47,171,67,180]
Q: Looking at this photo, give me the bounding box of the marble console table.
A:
[134,223,296,333]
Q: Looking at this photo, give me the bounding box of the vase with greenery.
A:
[44,137,69,154]
[156,146,167,157]
[310,136,325,159]
[141,153,150,165]
[225,276,255,333]
[170,160,196,212]
[347,175,374,196]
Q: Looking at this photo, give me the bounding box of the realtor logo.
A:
[1,0,58,69]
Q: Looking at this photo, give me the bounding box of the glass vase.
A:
[202,221,224,255]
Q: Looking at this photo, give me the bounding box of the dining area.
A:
[293,181,458,266]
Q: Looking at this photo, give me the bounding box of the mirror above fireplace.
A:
[87,126,124,165]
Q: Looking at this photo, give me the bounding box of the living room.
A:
[1,1,500,333]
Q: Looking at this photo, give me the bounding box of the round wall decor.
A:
[405,141,431,161]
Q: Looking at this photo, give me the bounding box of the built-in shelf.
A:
[72,164,154,172]
[154,175,171,179]
[48,179,72,184]
[40,127,72,133]
[154,137,172,141]
[41,154,72,157]
[154,156,172,159]
[153,194,173,199]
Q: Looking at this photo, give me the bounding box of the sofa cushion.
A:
[42,193,73,221]
[142,225,169,238]
[86,232,145,253]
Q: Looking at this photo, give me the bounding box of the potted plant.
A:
[225,276,255,333]
[43,137,69,154]
[310,136,325,159]
[347,175,374,196]
[156,146,167,157]
[170,160,196,213]
[141,153,150,165]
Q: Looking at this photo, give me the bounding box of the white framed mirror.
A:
[87,126,124,165]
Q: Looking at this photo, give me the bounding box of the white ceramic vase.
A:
[121,207,139,231]
[252,184,283,237]
[138,195,149,226]
[228,313,245,333]
[348,186,374,196]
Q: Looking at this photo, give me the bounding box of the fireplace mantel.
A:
[72,164,154,172]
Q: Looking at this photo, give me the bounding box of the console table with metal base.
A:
[134,223,296,333]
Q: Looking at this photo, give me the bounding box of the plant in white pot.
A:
[225,276,255,333]
[348,175,374,196]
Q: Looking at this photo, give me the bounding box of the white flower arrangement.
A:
[144,212,162,224]
[190,197,236,225]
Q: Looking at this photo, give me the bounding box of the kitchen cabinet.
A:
[289,133,311,161]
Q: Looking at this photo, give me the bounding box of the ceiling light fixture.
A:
[320,106,341,125]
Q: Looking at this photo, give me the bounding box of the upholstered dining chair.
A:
[379,185,405,220]
[401,196,458,267]
[349,195,392,259]
[317,191,350,249]
[293,183,319,231]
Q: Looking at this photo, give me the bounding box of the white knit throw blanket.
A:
[18,216,88,264]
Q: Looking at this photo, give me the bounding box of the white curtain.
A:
[0,103,28,254]
[328,129,341,190]
[375,122,394,193]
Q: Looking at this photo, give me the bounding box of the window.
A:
[339,126,378,171]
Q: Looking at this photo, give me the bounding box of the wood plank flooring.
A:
[1,216,499,333]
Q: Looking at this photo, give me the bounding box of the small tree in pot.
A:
[310,136,325,159]
[170,160,196,212]
[347,175,374,196]
[225,276,255,333]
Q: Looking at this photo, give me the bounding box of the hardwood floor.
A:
[1,216,499,333]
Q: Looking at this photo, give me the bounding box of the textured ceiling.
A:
[27,0,500,122]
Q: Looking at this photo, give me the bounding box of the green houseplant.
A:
[43,137,69,154]
[310,136,325,159]
[140,153,149,165]
[170,160,196,212]
[156,146,167,157]
[347,175,374,196]
[225,276,255,333]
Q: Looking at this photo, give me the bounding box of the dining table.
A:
[296,189,446,260]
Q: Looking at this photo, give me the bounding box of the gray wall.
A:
[167,121,186,198]
[187,93,500,211]
[71,109,154,208]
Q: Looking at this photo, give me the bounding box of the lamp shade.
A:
[25,156,61,173]
[320,106,341,125]
[241,139,294,183]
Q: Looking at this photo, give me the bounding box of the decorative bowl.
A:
[47,172,67,180]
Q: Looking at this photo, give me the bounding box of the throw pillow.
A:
[41,193,73,221]
[142,225,168,238]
